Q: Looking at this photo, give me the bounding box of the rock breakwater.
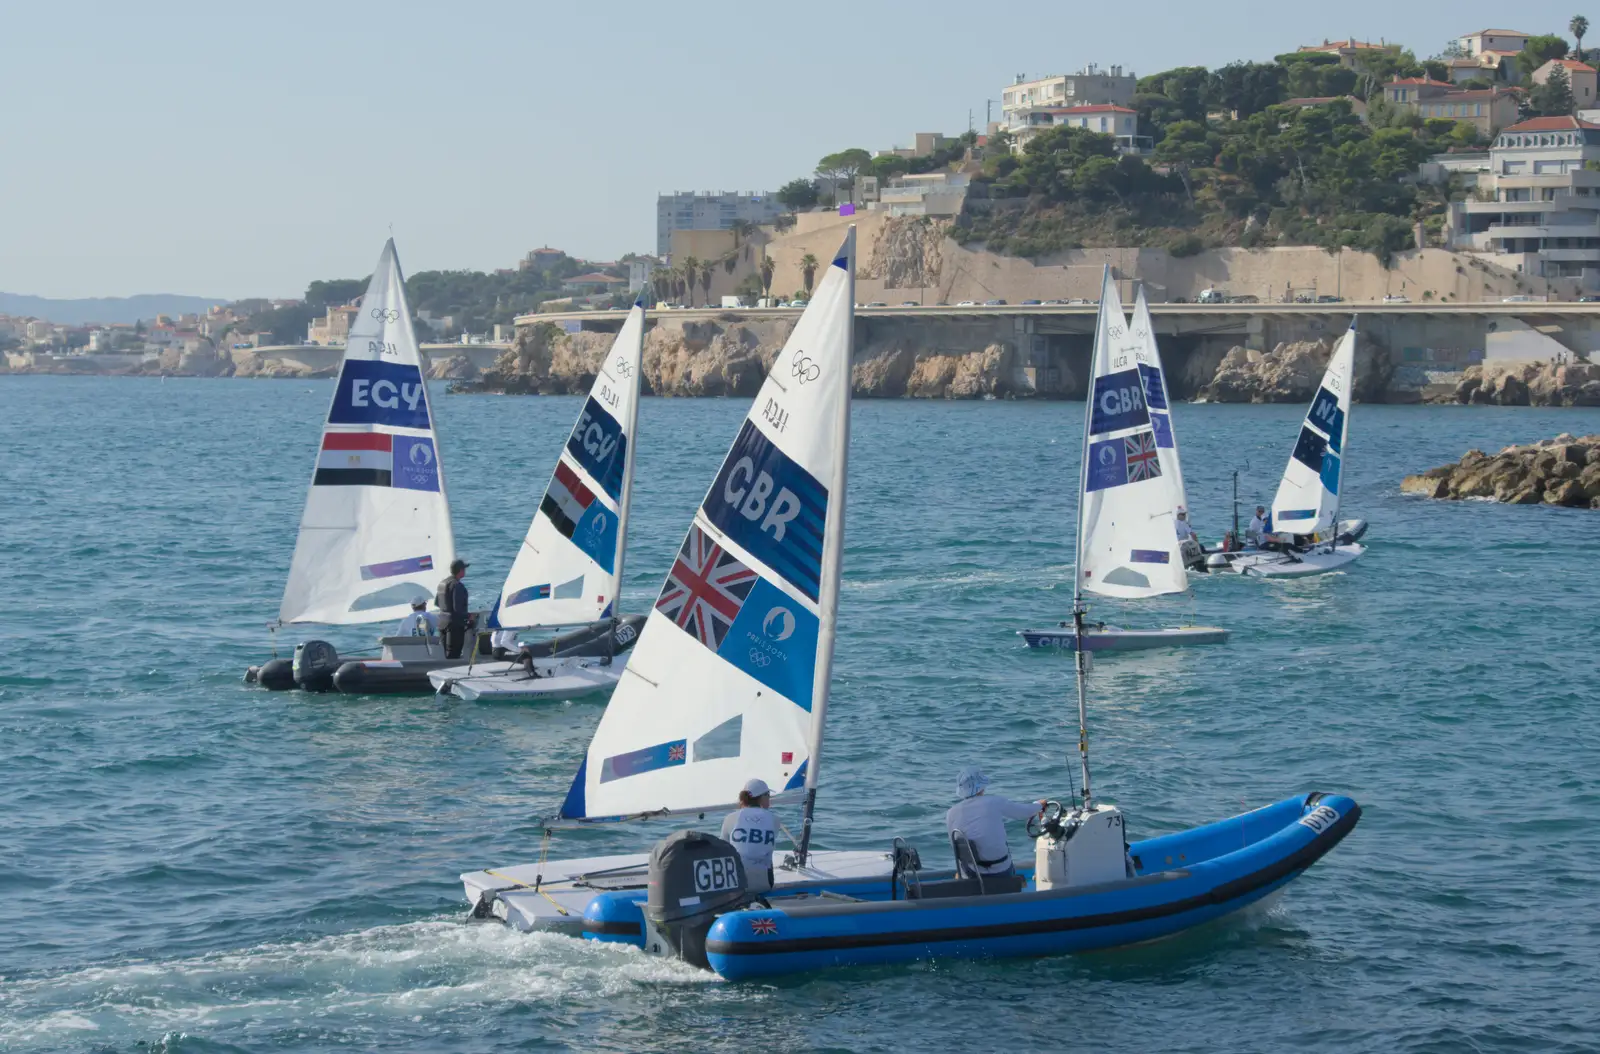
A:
[1401,433,1600,508]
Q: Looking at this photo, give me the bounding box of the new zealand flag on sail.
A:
[1086,430,1163,492]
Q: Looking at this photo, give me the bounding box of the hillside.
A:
[0,292,228,325]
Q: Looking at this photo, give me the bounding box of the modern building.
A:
[1008,104,1150,153]
[656,191,785,257]
[1447,115,1600,289]
[1295,39,1394,69]
[876,172,971,216]
[520,247,567,272]
[1532,58,1599,107]
[876,132,957,160]
[1000,66,1136,133]
[563,273,628,296]
[1384,79,1518,138]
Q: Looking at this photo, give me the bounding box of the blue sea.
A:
[2,376,1597,1053]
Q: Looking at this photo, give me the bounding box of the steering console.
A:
[1027,800,1073,841]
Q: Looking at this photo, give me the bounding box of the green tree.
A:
[1573,15,1590,60]
[818,148,872,202]
[775,177,818,211]
[1138,66,1212,121]
[681,257,700,306]
[1209,61,1286,117]
[305,278,366,307]
[1520,34,1572,76]
[799,253,818,297]
[870,154,909,180]
[759,255,775,299]
[1155,119,1218,198]
[1531,61,1577,115]
[699,265,713,304]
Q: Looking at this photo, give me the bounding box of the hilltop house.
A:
[1384,78,1519,138]
[1532,58,1599,107]
[1008,103,1149,153]
[1295,39,1394,69]
[1451,28,1531,84]
[1447,115,1600,290]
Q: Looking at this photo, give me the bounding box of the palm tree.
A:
[722,252,737,275]
[759,255,775,300]
[672,267,688,305]
[800,254,818,298]
[728,219,754,249]
[681,257,700,306]
[699,264,713,305]
[1573,15,1590,61]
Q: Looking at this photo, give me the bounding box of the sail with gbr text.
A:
[278,239,456,625]
[495,304,644,628]
[559,231,856,821]
[1272,322,1354,538]
[1077,270,1187,601]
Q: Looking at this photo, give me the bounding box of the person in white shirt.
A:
[395,599,438,637]
[720,778,780,893]
[944,766,1043,876]
[490,629,521,660]
[1174,509,1196,542]
[1247,506,1268,546]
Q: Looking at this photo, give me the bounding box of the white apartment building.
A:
[656,191,785,256]
[1001,66,1136,125]
[876,172,970,216]
[1448,116,1600,289]
[1008,104,1150,153]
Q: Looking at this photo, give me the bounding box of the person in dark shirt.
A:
[435,559,472,659]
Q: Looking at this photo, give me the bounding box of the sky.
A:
[0,0,1587,299]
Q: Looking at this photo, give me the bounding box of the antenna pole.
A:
[797,226,856,867]
[1232,470,1240,542]
[1071,267,1110,811]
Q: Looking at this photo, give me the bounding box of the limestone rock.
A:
[1454,361,1600,407]
[1405,433,1600,510]
[429,354,478,381]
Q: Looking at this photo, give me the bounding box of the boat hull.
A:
[703,792,1359,980]
[1234,543,1364,579]
[1018,625,1229,651]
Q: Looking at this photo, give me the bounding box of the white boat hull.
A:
[1227,543,1365,578]
[427,654,627,702]
[1018,625,1229,651]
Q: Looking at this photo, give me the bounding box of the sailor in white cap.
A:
[944,766,1044,877]
[720,777,779,892]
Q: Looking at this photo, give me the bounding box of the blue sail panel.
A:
[701,420,827,602]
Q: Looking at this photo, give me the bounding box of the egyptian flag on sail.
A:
[314,432,392,486]
[540,460,596,538]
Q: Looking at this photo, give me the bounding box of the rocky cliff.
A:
[466,315,1040,400]
[1401,434,1600,508]
[1196,336,1396,404]
[1448,361,1600,407]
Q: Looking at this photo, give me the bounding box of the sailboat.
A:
[1206,321,1368,579]
[1018,273,1227,652]
[427,303,650,702]
[456,244,1360,983]
[247,239,462,693]
[1132,286,1206,572]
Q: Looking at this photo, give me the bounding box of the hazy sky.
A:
[0,1,1583,298]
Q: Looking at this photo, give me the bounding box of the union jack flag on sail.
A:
[1124,431,1160,483]
[656,525,758,651]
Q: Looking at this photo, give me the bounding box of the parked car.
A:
[1578,296,1599,302]
[1021,299,1042,305]
[984,299,1007,306]
[1501,294,1538,303]
[1382,295,1410,304]
[899,300,920,306]
[1044,298,1069,305]
[956,300,977,306]
[866,301,887,307]
[1316,295,1343,303]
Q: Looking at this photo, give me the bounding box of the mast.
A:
[609,300,646,611]
[797,226,855,865]
[1071,267,1108,810]
[1328,316,1355,550]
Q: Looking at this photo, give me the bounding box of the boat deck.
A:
[462,848,903,933]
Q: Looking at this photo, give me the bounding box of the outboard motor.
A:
[292,640,340,692]
[643,830,747,969]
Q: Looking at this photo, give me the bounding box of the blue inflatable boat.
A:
[573,792,1358,980]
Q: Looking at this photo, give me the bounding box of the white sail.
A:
[495,305,645,628]
[1130,287,1188,516]
[279,239,455,625]
[1271,323,1354,537]
[1077,271,1187,601]
[559,231,856,821]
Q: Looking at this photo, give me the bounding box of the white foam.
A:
[0,919,717,1049]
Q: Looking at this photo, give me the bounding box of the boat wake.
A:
[0,919,711,1050]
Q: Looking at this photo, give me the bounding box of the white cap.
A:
[743,778,770,798]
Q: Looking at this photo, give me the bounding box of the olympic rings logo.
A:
[746,648,773,667]
[371,307,400,323]
[791,354,820,384]
[613,357,634,377]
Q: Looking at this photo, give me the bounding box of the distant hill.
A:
[0,292,229,326]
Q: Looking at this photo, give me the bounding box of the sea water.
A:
[1,376,1597,1053]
